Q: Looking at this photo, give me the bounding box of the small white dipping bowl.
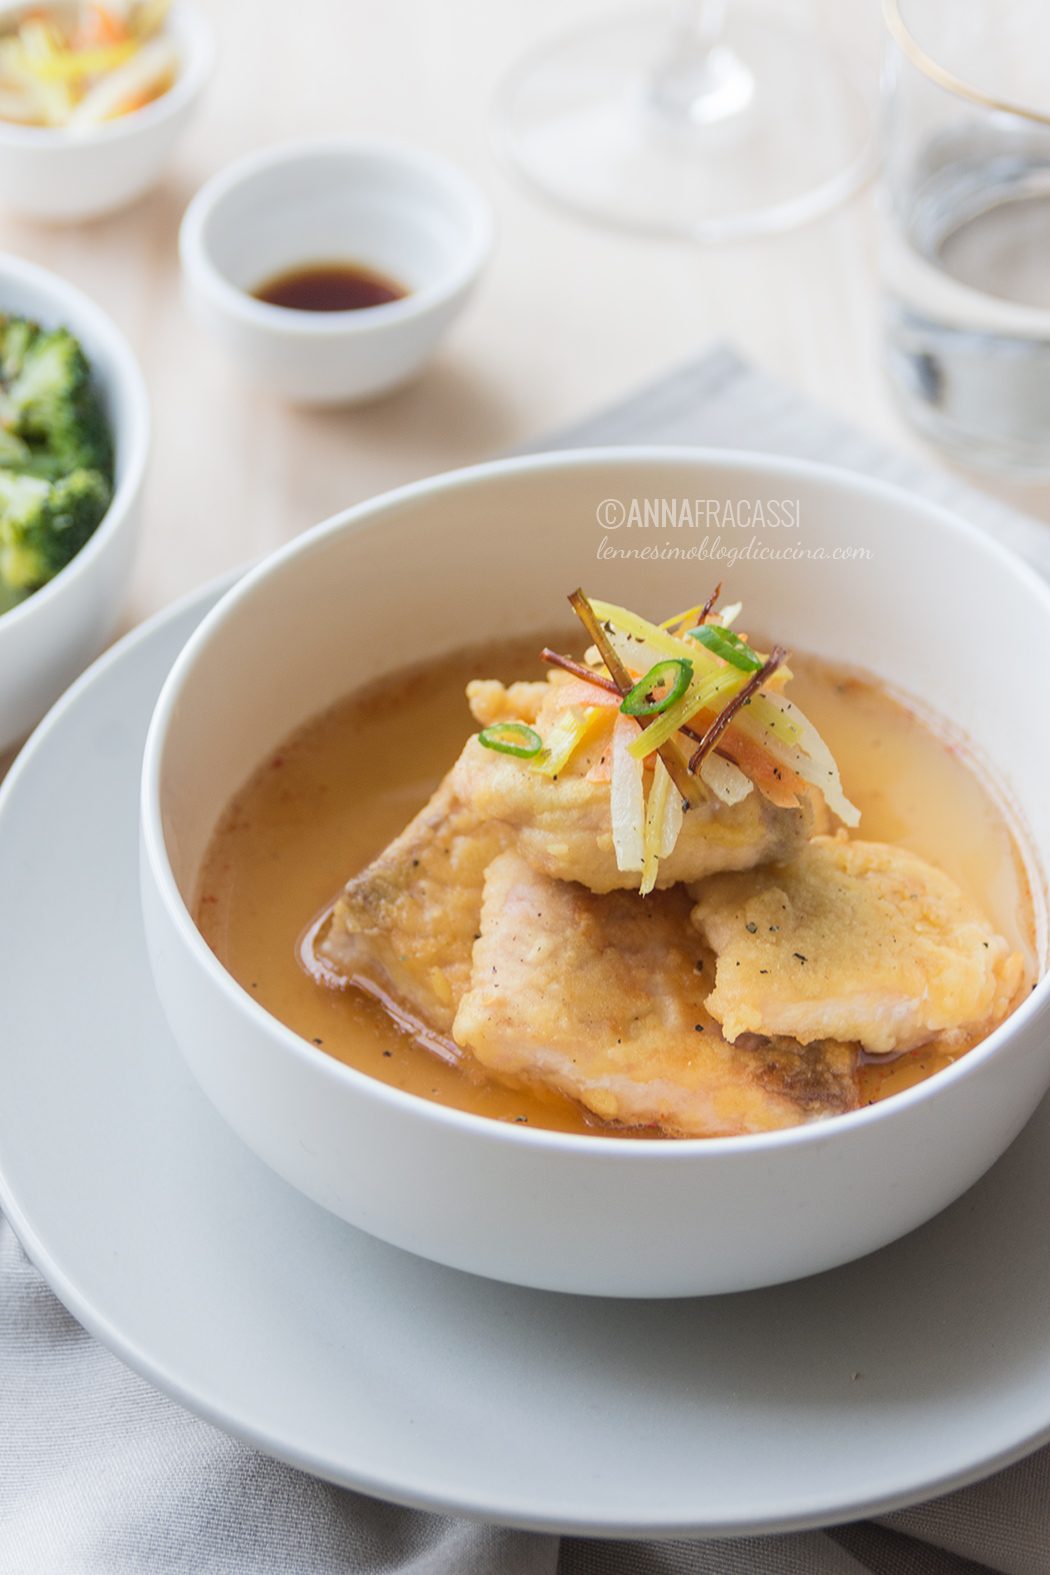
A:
[178,138,493,405]
[142,450,1050,1298]
[0,252,148,754]
[0,2,213,222]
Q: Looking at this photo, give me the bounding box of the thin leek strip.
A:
[590,599,722,671]
[737,694,804,750]
[591,599,793,706]
[659,602,705,633]
[26,41,137,82]
[640,759,673,895]
[530,705,606,778]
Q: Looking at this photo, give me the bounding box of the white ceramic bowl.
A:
[141,450,1050,1298]
[0,252,148,754]
[178,138,493,405]
[0,2,213,222]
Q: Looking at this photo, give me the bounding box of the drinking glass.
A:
[493,1,876,241]
[882,0,1050,474]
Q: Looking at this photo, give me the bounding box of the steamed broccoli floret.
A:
[0,467,112,594]
[0,421,66,479]
[0,316,116,607]
[0,314,38,384]
[0,425,33,470]
[2,326,114,478]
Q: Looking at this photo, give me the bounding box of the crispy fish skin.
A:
[691,835,1024,1056]
[313,773,506,1041]
[451,851,859,1136]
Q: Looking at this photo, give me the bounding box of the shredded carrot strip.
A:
[545,676,621,711]
[92,5,131,44]
[686,718,806,808]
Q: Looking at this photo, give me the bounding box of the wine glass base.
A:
[494,4,877,241]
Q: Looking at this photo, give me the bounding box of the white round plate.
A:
[3,583,1050,1539]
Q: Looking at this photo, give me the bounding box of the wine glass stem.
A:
[648,0,753,125]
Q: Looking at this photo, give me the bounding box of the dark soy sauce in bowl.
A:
[252,260,408,313]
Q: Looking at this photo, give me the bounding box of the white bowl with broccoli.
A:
[0,252,148,754]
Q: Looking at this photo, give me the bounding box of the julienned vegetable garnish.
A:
[540,647,618,693]
[686,645,786,773]
[517,587,860,892]
[0,3,177,130]
[478,722,543,759]
[567,587,703,811]
[620,658,693,718]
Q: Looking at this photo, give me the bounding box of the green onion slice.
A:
[620,658,694,718]
[478,722,544,758]
[688,625,763,673]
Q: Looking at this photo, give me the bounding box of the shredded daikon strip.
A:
[639,759,673,895]
[610,714,645,873]
[658,767,685,854]
[68,34,177,126]
[747,691,860,826]
[699,751,753,805]
[584,591,855,832]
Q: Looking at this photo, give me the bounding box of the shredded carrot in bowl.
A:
[0,1,177,129]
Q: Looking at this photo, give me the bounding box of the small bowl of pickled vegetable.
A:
[0,250,148,753]
[0,1,213,221]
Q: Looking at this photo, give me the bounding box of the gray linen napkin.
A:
[3,346,1050,1575]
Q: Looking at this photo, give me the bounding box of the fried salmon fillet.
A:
[313,775,505,1046]
[691,835,1024,1055]
[451,851,859,1136]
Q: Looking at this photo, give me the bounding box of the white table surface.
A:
[0,0,1046,630]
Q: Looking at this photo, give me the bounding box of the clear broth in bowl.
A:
[196,635,1037,1135]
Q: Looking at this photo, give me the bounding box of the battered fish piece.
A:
[451,851,859,1136]
[466,678,548,727]
[454,678,812,893]
[692,835,1024,1056]
[313,775,505,1045]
